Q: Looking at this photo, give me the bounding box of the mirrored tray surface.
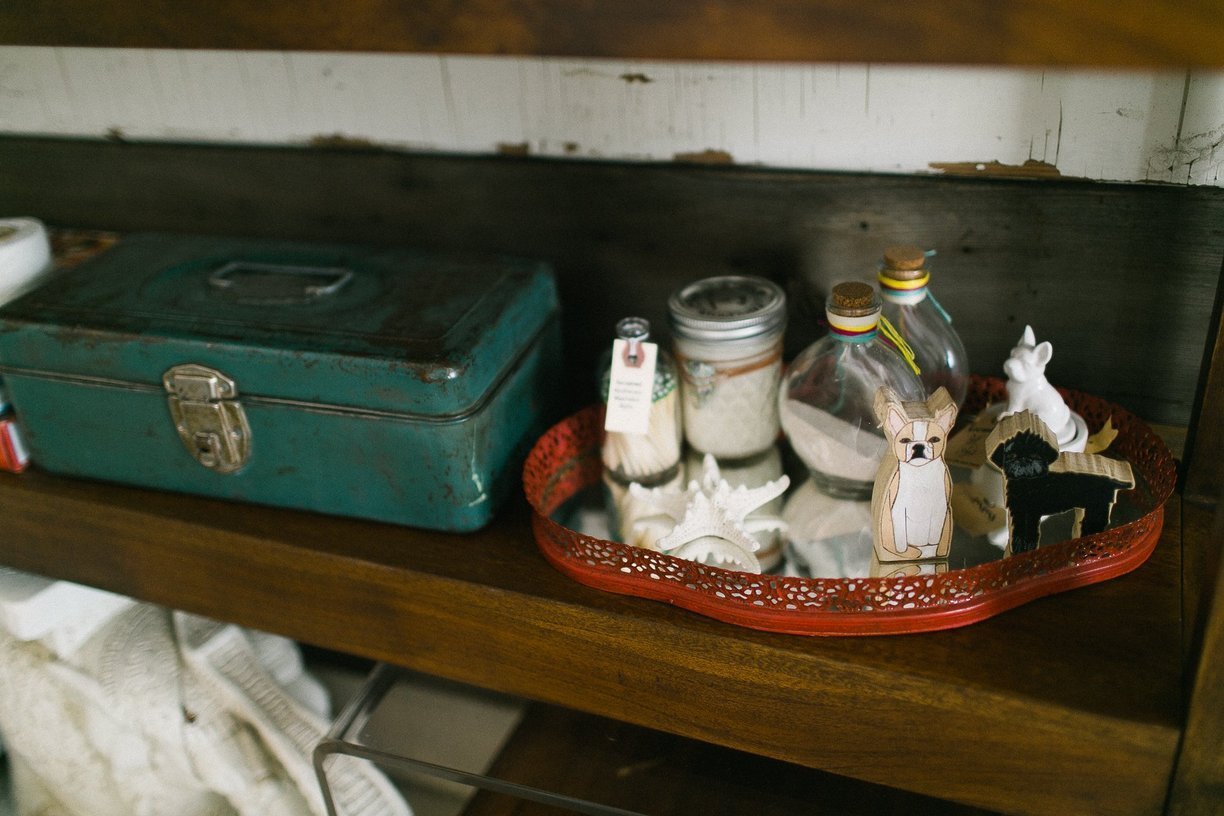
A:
[523,377,1176,635]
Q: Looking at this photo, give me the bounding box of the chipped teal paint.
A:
[0,233,562,531]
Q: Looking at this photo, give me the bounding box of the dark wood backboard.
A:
[1,137,1221,428]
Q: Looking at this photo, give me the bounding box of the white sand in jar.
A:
[682,360,781,458]
[780,399,887,482]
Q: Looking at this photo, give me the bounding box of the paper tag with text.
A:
[945,410,998,469]
[604,338,658,435]
[951,481,1006,538]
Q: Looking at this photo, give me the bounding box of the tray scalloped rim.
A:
[523,376,1176,636]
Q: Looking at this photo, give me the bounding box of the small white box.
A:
[0,217,53,307]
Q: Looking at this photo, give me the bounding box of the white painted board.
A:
[0,47,1220,185]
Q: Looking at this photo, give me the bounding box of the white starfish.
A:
[628,454,789,574]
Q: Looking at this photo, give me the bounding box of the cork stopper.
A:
[881,245,928,281]
[828,281,878,317]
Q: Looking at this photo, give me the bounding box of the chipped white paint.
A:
[0,46,1221,186]
[1161,72,1224,185]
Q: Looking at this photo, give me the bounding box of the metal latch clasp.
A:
[163,364,251,473]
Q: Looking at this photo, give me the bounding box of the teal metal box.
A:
[0,233,561,531]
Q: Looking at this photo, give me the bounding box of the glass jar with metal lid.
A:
[667,275,787,459]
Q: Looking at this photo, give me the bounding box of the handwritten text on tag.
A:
[604,338,658,435]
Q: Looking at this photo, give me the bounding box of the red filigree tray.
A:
[523,376,1177,635]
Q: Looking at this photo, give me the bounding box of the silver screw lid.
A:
[615,316,651,365]
[667,275,787,342]
[615,316,651,342]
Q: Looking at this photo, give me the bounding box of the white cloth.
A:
[0,570,410,816]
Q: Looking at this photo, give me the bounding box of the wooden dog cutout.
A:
[872,387,957,562]
[869,558,949,578]
[985,410,1134,555]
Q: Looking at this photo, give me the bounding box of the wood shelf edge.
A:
[1,1,1222,67]
[466,700,996,815]
[0,467,1187,815]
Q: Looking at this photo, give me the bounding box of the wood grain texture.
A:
[464,702,993,815]
[0,466,1185,815]
[1184,277,1224,505]
[1169,501,1224,814]
[1,137,1221,427]
[2,0,1223,66]
[1182,270,1223,664]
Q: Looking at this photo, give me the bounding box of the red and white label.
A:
[0,418,29,473]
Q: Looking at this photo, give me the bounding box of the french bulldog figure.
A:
[872,387,958,562]
[1003,325,1079,447]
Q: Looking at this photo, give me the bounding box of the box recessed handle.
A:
[209,261,353,304]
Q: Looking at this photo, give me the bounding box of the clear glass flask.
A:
[778,281,924,499]
[877,245,970,409]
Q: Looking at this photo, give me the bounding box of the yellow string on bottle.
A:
[878,315,921,376]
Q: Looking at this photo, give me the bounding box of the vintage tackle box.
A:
[0,232,562,531]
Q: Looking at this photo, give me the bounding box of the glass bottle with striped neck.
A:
[878,245,970,409]
[779,281,924,499]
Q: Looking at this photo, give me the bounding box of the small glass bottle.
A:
[599,317,683,486]
[877,245,970,408]
[779,281,924,499]
[667,275,787,459]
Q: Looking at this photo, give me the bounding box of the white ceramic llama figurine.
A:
[1002,325,1087,452]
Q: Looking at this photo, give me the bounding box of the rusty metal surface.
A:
[0,232,563,530]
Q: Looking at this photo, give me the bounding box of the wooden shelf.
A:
[3,0,1222,805]
[463,701,995,815]
[1,143,1216,815]
[2,1,1223,67]
[0,465,1187,815]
